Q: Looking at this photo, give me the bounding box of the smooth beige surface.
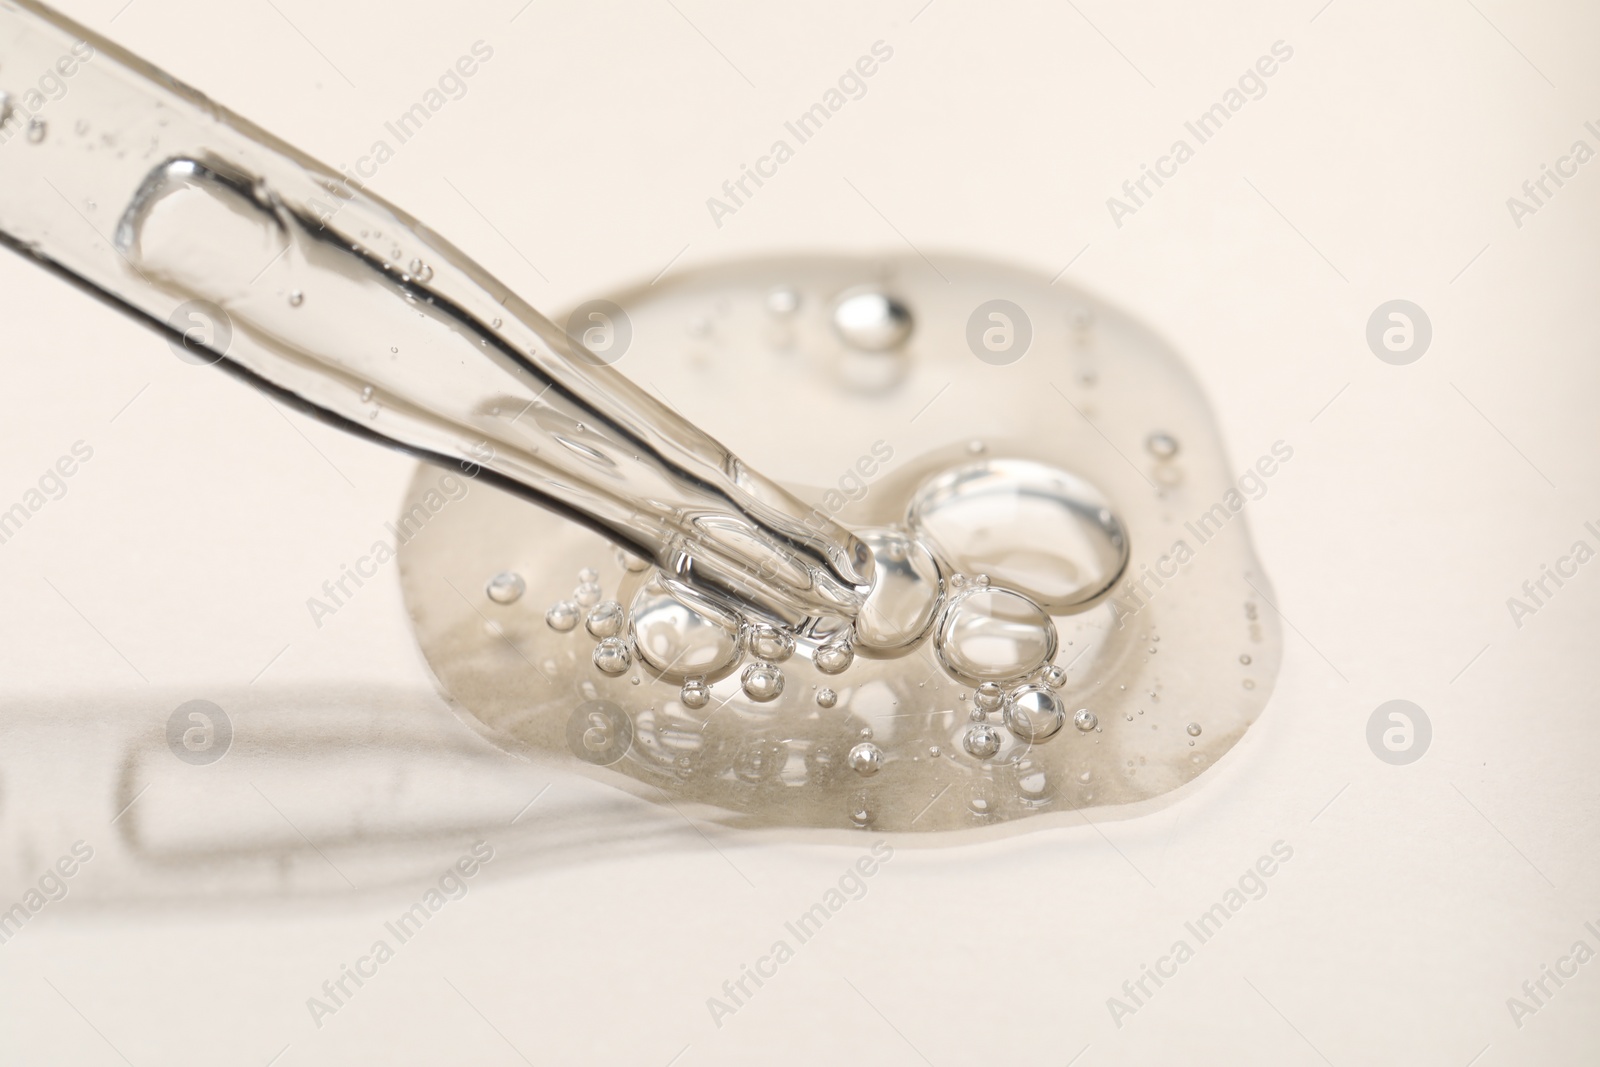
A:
[0,0,1596,1063]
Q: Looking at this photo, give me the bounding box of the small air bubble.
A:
[484,571,524,604]
[1146,432,1179,459]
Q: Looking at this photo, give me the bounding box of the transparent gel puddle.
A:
[0,9,1272,834]
[399,255,1282,834]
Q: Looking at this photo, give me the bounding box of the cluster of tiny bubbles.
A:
[814,641,854,675]
[484,571,525,605]
[963,722,1001,760]
[1040,664,1068,689]
[1145,431,1179,459]
[593,637,631,674]
[816,688,838,709]
[1004,685,1067,743]
[680,679,710,710]
[546,601,580,632]
[360,385,374,402]
[848,742,884,777]
[748,625,794,662]
[407,259,435,283]
[1073,708,1098,732]
[585,600,624,639]
[740,662,784,703]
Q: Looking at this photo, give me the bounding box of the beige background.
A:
[1,0,1597,1063]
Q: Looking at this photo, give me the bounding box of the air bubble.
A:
[1146,432,1179,459]
[1186,722,1202,737]
[908,458,1128,614]
[1041,664,1067,688]
[593,638,631,674]
[485,571,525,604]
[1073,708,1098,732]
[546,601,579,632]
[815,641,855,675]
[26,118,46,144]
[1005,685,1066,743]
[850,798,873,826]
[615,548,651,573]
[832,289,912,352]
[741,663,785,703]
[574,582,602,607]
[288,290,304,307]
[585,600,624,639]
[680,679,710,710]
[848,742,884,777]
[816,687,838,709]
[629,578,741,681]
[963,723,1001,759]
[748,625,795,663]
[975,682,1004,713]
[935,588,1058,685]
